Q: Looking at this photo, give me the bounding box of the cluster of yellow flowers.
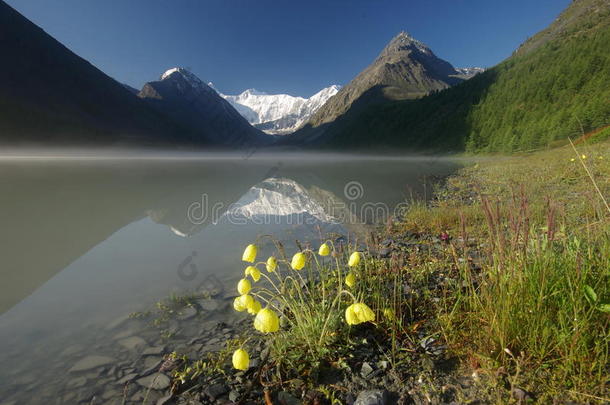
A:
[231,241,375,371]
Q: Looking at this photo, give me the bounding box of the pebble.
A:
[205,383,229,400]
[354,389,390,405]
[136,372,171,390]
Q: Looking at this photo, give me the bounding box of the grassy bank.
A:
[396,140,610,402]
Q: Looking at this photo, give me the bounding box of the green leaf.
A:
[598,303,610,313]
[584,285,598,303]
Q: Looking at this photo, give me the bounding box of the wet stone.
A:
[69,355,116,373]
[178,306,197,321]
[136,372,170,390]
[117,372,139,385]
[119,336,147,351]
[142,346,166,356]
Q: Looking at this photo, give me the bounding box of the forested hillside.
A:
[312,0,610,153]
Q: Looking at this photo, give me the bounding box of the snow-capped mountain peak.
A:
[213,84,341,135]
[160,67,215,94]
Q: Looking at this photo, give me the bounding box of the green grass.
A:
[400,140,610,402]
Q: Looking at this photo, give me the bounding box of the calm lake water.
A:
[0,152,461,404]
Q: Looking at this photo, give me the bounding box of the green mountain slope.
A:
[303,0,610,153]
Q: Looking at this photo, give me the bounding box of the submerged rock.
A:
[136,372,170,390]
[118,336,147,351]
[69,355,116,373]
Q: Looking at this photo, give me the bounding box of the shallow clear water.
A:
[0,152,460,404]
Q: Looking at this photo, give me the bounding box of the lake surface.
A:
[0,152,461,404]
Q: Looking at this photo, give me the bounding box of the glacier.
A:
[212,84,341,135]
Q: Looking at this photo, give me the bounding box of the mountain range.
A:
[0,0,607,152]
[137,68,268,146]
[290,0,610,152]
[214,85,341,135]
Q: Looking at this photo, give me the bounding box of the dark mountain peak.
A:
[137,68,269,146]
[158,67,215,96]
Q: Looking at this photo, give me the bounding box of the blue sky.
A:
[6,0,570,97]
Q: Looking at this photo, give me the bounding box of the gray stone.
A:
[277,391,300,405]
[198,299,221,312]
[143,356,163,369]
[106,314,131,330]
[119,336,147,351]
[142,346,166,356]
[229,390,240,401]
[354,389,390,405]
[205,383,228,399]
[136,373,170,390]
[66,376,87,389]
[360,362,374,378]
[178,306,197,321]
[156,394,174,405]
[69,355,116,373]
[117,372,138,385]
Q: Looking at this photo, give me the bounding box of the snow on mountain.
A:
[454,67,485,79]
[159,67,216,95]
[213,85,341,135]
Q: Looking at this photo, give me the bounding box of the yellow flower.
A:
[237,278,251,295]
[291,252,306,270]
[345,271,356,287]
[345,303,375,325]
[253,307,280,333]
[581,154,587,159]
[233,294,255,313]
[247,299,262,315]
[232,348,249,370]
[570,158,575,162]
[318,243,331,256]
[383,308,395,321]
[242,244,257,263]
[348,252,361,267]
[266,256,277,272]
[233,296,246,312]
[244,266,261,282]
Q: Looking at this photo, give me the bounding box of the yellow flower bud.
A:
[242,244,257,263]
[383,308,395,321]
[348,252,361,267]
[232,348,249,370]
[244,266,261,281]
[345,271,356,287]
[233,296,246,312]
[240,294,254,308]
[355,303,375,323]
[318,243,331,256]
[266,256,277,272]
[253,307,280,333]
[345,304,359,325]
[247,299,262,315]
[237,278,251,295]
[291,252,306,270]
[345,303,375,325]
